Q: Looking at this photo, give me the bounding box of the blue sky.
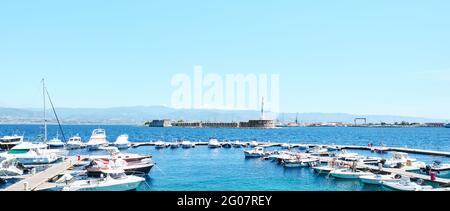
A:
[0,0,449,119]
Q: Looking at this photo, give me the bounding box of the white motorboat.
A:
[332,150,359,160]
[47,133,65,148]
[0,142,58,165]
[114,134,130,149]
[345,156,381,165]
[0,135,24,150]
[313,165,337,174]
[244,147,267,158]
[86,129,108,151]
[283,157,320,168]
[359,174,401,185]
[0,157,23,176]
[281,143,291,149]
[265,151,296,162]
[382,177,433,191]
[181,140,194,148]
[154,141,167,149]
[371,144,389,153]
[66,135,83,150]
[307,146,329,156]
[382,152,423,170]
[330,168,374,179]
[231,140,243,148]
[208,139,221,148]
[249,141,259,147]
[62,168,145,191]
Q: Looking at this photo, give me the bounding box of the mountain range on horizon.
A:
[0,106,447,125]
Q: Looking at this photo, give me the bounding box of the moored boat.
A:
[382,177,433,191]
[86,129,108,151]
[208,139,221,148]
[0,135,24,150]
[359,174,401,185]
[114,134,130,149]
[62,168,145,191]
[330,168,373,179]
[181,140,194,148]
[66,135,83,150]
[244,147,267,158]
[0,142,58,165]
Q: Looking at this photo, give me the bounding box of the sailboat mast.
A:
[42,78,47,142]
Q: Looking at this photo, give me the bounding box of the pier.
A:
[2,157,79,191]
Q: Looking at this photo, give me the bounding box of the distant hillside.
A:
[0,106,446,124]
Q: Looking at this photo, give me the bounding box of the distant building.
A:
[423,122,445,127]
[147,119,172,127]
[172,122,202,128]
[239,120,275,128]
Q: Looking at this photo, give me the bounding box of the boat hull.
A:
[64,177,144,191]
[87,165,154,178]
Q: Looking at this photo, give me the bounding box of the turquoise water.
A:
[1,125,450,191]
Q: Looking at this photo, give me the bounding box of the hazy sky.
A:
[0,0,449,119]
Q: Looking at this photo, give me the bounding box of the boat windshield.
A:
[109,173,126,179]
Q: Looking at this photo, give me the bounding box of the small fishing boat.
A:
[114,134,130,149]
[313,165,337,174]
[0,157,24,176]
[153,141,166,149]
[345,156,381,165]
[307,146,329,156]
[0,134,24,150]
[359,174,401,185]
[208,139,221,148]
[330,168,373,179]
[169,141,181,149]
[283,157,320,168]
[422,161,450,177]
[382,177,433,191]
[66,135,83,150]
[221,141,232,148]
[327,144,341,151]
[331,150,359,160]
[86,129,108,151]
[371,144,389,153]
[382,152,424,171]
[181,140,194,148]
[244,147,267,158]
[62,168,145,191]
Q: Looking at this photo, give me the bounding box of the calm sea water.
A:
[1,125,449,191]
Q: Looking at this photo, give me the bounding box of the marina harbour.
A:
[1,124,450,191]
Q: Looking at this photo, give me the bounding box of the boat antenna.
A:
[45,85,67,142]
[42,78,47,142]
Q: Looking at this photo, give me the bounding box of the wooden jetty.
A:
[2,157,79,191]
